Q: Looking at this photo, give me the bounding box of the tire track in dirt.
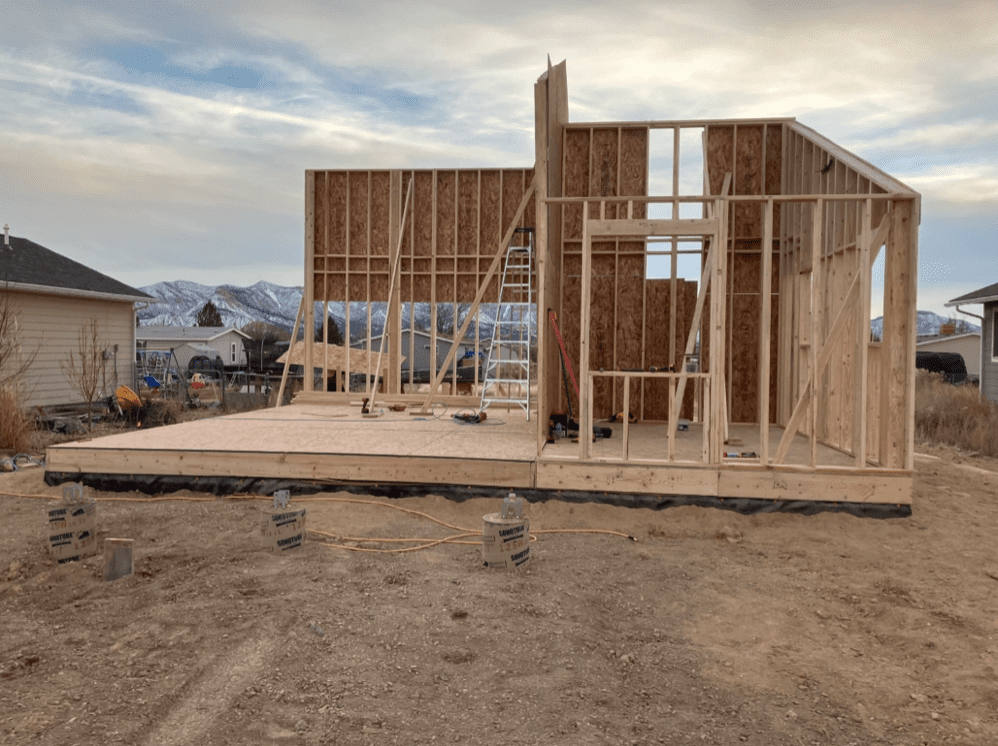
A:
[142,630,276,746]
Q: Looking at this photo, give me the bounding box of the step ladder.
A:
[481,228,534,420]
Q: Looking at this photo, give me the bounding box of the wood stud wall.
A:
[302,64,918,487]
[308,168,535,397]
[557,124,701,421]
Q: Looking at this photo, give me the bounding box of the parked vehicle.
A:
[915,351,967,385]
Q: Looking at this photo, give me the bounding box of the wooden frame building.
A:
[47,62,919,508]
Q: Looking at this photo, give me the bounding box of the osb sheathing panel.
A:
[734,125,764,238]
[436,172,456,256]
[620,128,648,219]
[561,252,582,415]
[706,125,734,196]
[590,129,619,212]
[348,172,368,256]
[590,254,616,419]
[643,280,696,421]
[458,174,478,256]
[311,169,533,304]
[765,124,783,229]
[563,129,590,240]
[413,172,433,257]
[314,172,328,256]
[502,171,525,239]
[370,172,391,256]
[614,254,644,415]
[328,172,347,255]
[437,274,455,305]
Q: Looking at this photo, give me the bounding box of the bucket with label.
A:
[261,491,306,552]
[46,484,97,563]
[482,493,530,570]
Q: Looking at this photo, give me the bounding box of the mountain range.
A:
[136,280,504,341]
[137,281,980,341]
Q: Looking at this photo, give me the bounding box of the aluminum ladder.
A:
[481,228,534,420]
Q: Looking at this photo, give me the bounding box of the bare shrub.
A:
[0,386,33,451]
[61,317,109,431]
[0,289,39,450]
[141,399,181,428]
[915,370,998,458]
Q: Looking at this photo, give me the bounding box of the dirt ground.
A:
[1,445,997,746]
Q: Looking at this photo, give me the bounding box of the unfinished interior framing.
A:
[47,61,919,508]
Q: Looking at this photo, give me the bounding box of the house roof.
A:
[916,332,981,346]
[1,235,152,301]
[945,282,998,306]
[137,325,251,343]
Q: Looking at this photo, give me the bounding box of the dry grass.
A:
[915,370,998,458]
[0,386,34,452]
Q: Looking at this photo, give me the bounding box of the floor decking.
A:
[45,404,912,505]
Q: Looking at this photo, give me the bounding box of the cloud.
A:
[0,0,995,304]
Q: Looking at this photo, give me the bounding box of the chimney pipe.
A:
[3,224,8,246]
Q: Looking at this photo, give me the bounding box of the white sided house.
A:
[136,326,250,369]
[0,232,153,409]
[947,281,998,403]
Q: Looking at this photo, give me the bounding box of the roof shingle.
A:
[946,281,998,306]
[0,235,151,300]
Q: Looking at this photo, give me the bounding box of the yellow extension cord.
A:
[0,490,636,554]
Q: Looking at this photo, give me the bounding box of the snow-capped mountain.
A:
[138,280,304,330]
[140,280,975,345]
[870,311,980,340]
[137,280,522,341]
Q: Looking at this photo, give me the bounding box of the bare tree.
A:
[61,317,108,431]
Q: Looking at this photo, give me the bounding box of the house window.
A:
[231,342,237,364]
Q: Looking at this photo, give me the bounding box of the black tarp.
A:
[44,472,912,519]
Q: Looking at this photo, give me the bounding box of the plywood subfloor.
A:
[46,404,539,488]
[45,405,911,504]
[542,422,859,468]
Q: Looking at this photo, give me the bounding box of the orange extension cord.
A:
[0,490,637,554]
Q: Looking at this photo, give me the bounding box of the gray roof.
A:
[137,326,250,342]
[0,235,151,300]
[946,282,998,306]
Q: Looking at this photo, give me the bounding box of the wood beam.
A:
[810,199,823,467]
[759,199,773,464]
[880,199,916,469]
[588,218,717,236]
[304,171,316,392]
[579,206,592,459]
[853,198,872,466]
[534,74,549,457]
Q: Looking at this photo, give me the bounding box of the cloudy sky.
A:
[1,0,995,319]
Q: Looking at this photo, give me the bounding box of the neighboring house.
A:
[0,232,153,409]
[355,328,479,373]
[136,325,250,369]
[916,333,981,383]
[946,282,998,403]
